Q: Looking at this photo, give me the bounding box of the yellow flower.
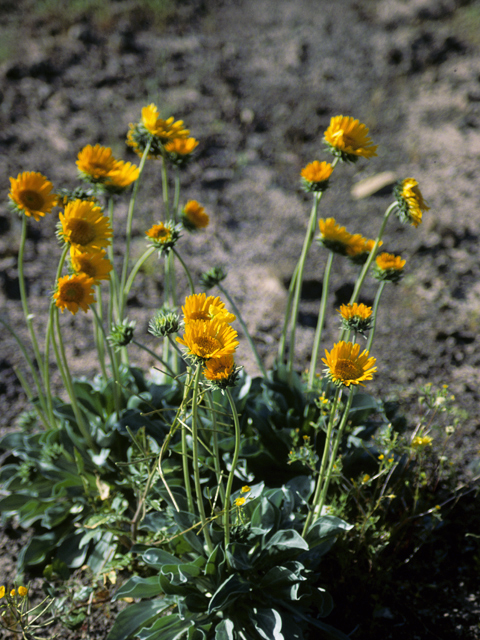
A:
[145,221,180,253]
[105,160,140,192]
[59,200,112,252]
[346,235,381,265]
[70,249,112,283]
[76,144,117,182]
[300,160,333,192]
[18,586,28,597]
[142,103,190,142]
[182,293,235,324]
[322,341,377,387]
[412,435,433,448]
[241,485,251,493]
[203,354,236,385]
[394,178,430,228]
[181,200,210,231]
[378,454,385,460]
[324,115,378,162]
[176,319,239,361]
[374,252,406,282]
[0,586,4,599]
[9,171,58,221]
[165,137,199,167]
[54,273,96,314]
[234,497,246,507]
[10,589,15,597]
[318,217,353,255]
[338,302,373,333]
[362,474,370,483]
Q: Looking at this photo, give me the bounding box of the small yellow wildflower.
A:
[76,144,116,182]
[181,200,210,231]
[145,221,180,253]
[176,319,239,361]
[10,589,15,597]
[362,474,370,483]
[338,302,373,333]
[324,115,378,162]
[346,234,381,265]
[373,252,406,283]
[0,586,4,598]
[322,341,377,388]
[412,435,433,448]
[182,293,234,324]
[202,355,238,388]
[318,217,353,255]
[234,497,246,507]
[9,171,58,221]
[104,160,140,193]
[141,103,190,142]
[59,200,112,253]
[394,178,430,228]
[378,454,385,461]
[165,137,199,167]
[18,586,28,597]
[300,160,333,192]
[54,273,96,314]
[241,486,251,494]
[70,249,112,284]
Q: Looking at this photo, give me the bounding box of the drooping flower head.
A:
[202,354,238,389]
[59,200,112,252]
[54,273,96,314]
[346,234,382,265]
[182,293,235,324]
[338,303,373,334]
[145,221,181,254]
[76,144,117,182]
[324,116,378,163]
[318,218,353,255]
[374,252,406,282]
[104,160,140,193]
[181,200,210,231]
[176,318,239,362]
[394,178,430,228]
[164,137,199,168]
[9,171,58,221]
[70,249,112,283]
[300,160,334,192]
[322,341,377,387]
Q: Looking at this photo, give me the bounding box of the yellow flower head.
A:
[104,160,140,193]
[54,273,96,314]
[234,497,246,507]
[70,249,112,283]
[18,586,28,597]
[300,160,334,192]
[412,435,433,448]
[318,217,353,255]
[176,318,239,361]
[374,252,406,282]
[241,485,251,493]
[59,200,112,252]
[142,103,190,142]
[165,137,199,167]
[10,589,15,597]
[346,234,382,265]
[322,341,377,387]
[394,178,430,228]
[182,293,235,324]
[145,221,180,253]
[324,115,378,162]
[181,200,210,231]
[338,302,373,333]
[0,586,4,599]
[9,171,58,221]
[76,144,117,182]
[203,354,237,388]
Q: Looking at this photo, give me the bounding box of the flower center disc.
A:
[68,219,96,245]
[20,190,44,210]
[64,284,83,302]
[76,260,95,278]
[194,336,220,357]
[335,358,361,382]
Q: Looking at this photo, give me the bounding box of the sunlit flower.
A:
[104,160,140,193]
[241,485,251,493]
[145,221,180,253]
[322,341,377,387]
[346,234,381,265]
[373,252,406,282]
[59,200,112,252]
[76,144,117,182]
[394,178,430,228]
[182,293,235,324]
[300,160,334,192]
[9,171,58,221]
[10,589,15,597]
[324,115,378,162]
[164,137,199,167]
[70,249,112,283]
[412,435,433,448]
[142,104,190,142]
[18,586,28,597]
[318,217,353,255]
[54,273,96,314]
[338,302,373,333]
[181,200,209,231]
[203,355,238,388]
[0,586,4,599]
[234,497,246,507]
[176,318,239,361]
[362,474,370,484]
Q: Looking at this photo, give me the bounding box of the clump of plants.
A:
[1,104,468,639]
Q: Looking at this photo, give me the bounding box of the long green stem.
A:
[106,197,121,324]
[119,140,152,319]
[277,262,299,365]
[217,283,267,378]
[92,306,122,417]
[308,251,334,388]
[173,170,181,221]
[365,281,386,353]
[161,151,171,222]
[206,391,226,509]
[191,363,214,553]
[124,246,156,298]
[224,388,242,550]
[172,248,195,295]
[287,192,322,382]
[131,339,176,379]
[302,387,341,535]
[95,287,108,381]
[181,369,195,513]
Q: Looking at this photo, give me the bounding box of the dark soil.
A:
[1,0,480,638]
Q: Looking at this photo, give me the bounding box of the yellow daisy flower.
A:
[10,589,15,597]
[165,137,199,167]
[181,200,210,231]
[241,485,251,493]
[374,252,406,282]
[338,302,373,333]
[182,293,235,324]
[234,497,246,507]
[394,178,430,228]
[318,217,353,255]
[104,160,140,193]
[412,435,433,448]
[9,171,58,221]
[0,586,5,599]
[322,341,377,387]
[203,354,237,387]
[176,318,239,361]
[76,144,117,182]
[70,249,112,283]
[300,160,333,192]
[145,221,180,253]
[324,115,378,162]
[346,234,381,265]
[142,103,190,142]
[54,273,96,314]
[18,586,28,597]
[59,200,112,252]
